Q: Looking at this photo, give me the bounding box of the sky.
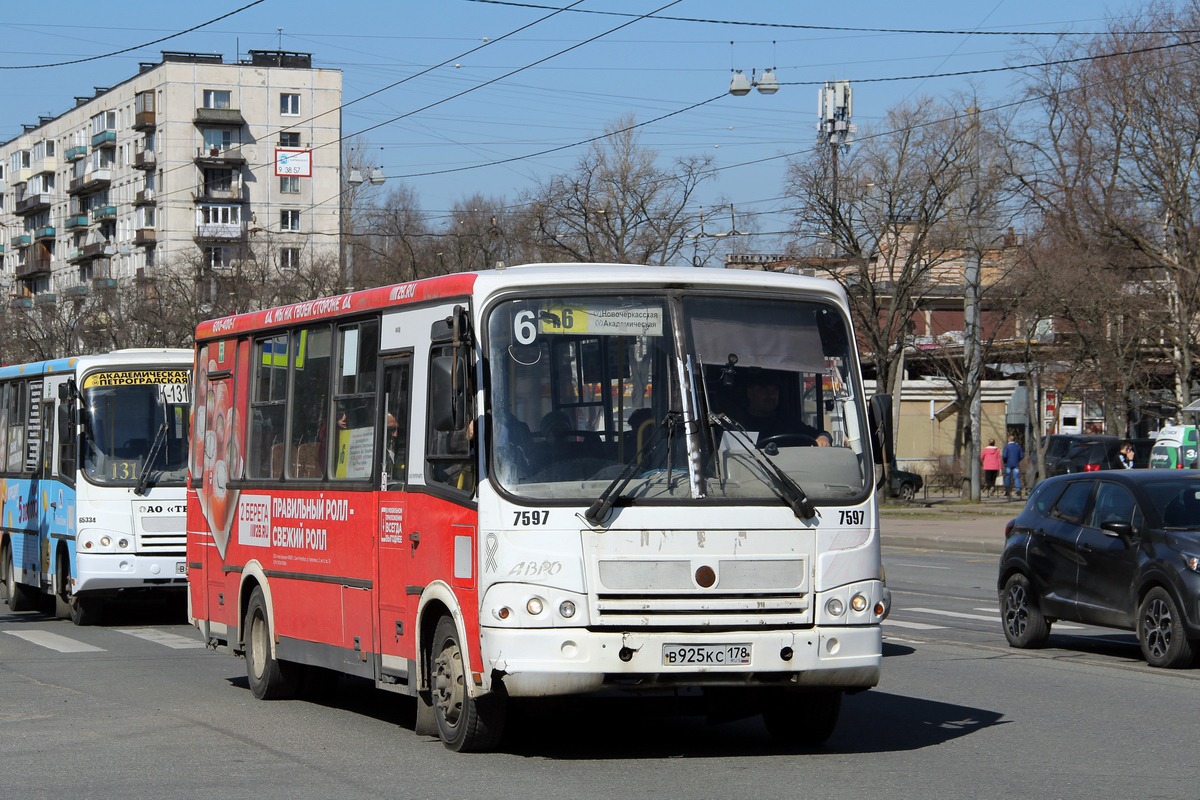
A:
[0,0,1162,255]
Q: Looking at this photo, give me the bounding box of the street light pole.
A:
[344,167,385,292]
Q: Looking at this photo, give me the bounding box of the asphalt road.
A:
[2,519,1197,799]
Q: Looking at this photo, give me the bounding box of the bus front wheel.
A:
[244,586,299,700]
[430,615,505,752]
[3,542,37,613]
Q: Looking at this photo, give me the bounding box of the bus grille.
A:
[593,593,810,629]
[136,515,186,554]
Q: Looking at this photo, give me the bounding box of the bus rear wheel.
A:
[244,586,299,700]
[430,615,505,752]
[762,688,842,748]
[3,541,37,613]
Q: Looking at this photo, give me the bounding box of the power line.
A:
[0,1,267,70]
[464,0,1179,37]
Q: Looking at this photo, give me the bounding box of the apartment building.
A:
[0,50,342,306]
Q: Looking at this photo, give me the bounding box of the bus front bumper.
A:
[481,625,882,697]
[74,552,189,594]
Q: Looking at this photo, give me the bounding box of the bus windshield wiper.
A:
[709,413,817,520]
[134,421,169,496]
[584,412,681,527]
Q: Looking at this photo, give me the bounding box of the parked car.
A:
[1062,437,1154,472]
[1041,434,1152,477]
[889,464,923,502]
[998,470,1200,667]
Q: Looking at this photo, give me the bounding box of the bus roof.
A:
[193,263,849,341]
[0,349,193,382]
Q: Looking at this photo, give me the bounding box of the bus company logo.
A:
[237,494,271,548]
[389,283,417,302]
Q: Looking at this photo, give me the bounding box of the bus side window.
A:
[0,383,9,476]
[287,326,331,479]
[8,381,27,473]
[328,320,378,481]
[249,334,288,479]
[382,358,411,488]
[425,343,474,494]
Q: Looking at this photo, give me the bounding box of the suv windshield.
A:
[81,368,191,487]
[486,291,869,504]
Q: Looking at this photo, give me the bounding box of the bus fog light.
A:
[558,600,576,618]
[825,597,845,617]
[850,593,868,613]
[526,597,544,615]
[118,539,130,550]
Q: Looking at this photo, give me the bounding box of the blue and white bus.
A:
[0,349,192,624]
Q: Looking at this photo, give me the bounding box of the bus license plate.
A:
[176,562,187,575]
[662,643,751,666]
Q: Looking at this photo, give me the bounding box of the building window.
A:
[203,90,231,109]
[280,209,301,232]
[280,247,301,270]
[280,93,300,116]
[280,176,300,194]
[279,131,301,148]
[206,246,234,269]
[202,129,234,153]
[205,168,235,193]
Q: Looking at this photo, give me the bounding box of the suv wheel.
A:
[1138,587,1196,668]
[1001,573,1050,648]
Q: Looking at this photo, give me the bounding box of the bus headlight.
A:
[850,593,868,613]
[482,584,589,627]
[825,597,845,617]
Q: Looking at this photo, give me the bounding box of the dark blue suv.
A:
[998,471,1200,668]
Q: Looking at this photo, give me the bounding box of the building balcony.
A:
[195,222,246,240]
[68,241,113,264]
[17,252,52,278]
[195,185,244,202]
[14,193,52,216]
[65,213,90,230]
[133,110,156,131]
[195,145,245,164]
[91,130,117,148]
[63,284,89,299]
[34,225,56,241]
[134,228,157,246]
[193,107,245,125]
[68,169,112,195]
[34,293,57,306]
[65,145,88,162]
[9,297,32,310]
[32,156,59,175]
[10,234,31,249]
[133,149,156,169]
[0,243,5,254]
[134,188,156,206]
[91,205,118,223]
[10,167,31,186]
[93,277,118,291]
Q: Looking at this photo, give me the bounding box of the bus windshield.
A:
[486,291,869,504]
[81,373,191,487]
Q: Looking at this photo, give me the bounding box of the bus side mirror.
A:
[430,355,467,432]
[869,394,895,466]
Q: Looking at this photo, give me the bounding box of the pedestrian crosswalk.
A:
[883,601,1087,640]
[4,626,203,653]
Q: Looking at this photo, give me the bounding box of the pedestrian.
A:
[1118,441,1136,469]
[1002,434,1025,499]
[981,438,1002,496]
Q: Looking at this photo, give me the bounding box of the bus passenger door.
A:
[377,355,414,683]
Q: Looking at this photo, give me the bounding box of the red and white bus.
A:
[188,263,893,751]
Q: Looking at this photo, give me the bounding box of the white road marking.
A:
[972,607,1000,615]
[4,630,105,653]
[887,562,952,569]
[912,606,1085,630]
[883,619,946,630]
[114,628,206,649]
